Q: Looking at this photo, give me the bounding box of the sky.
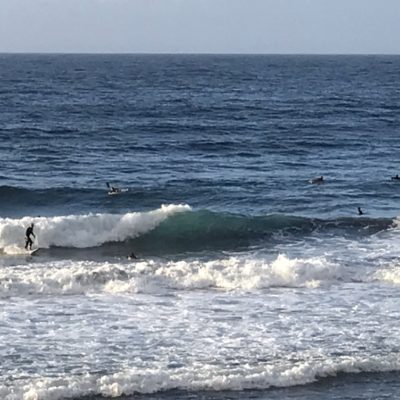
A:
[0,0,399,54]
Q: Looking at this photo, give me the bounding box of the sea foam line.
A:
[2,354,400,400]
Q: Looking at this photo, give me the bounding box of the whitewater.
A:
[2,204,400,399]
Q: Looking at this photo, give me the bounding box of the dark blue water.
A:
[2,55,400,400]
[1,55,400,219]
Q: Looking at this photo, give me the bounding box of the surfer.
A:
[310,176,324,184]
[128,252,137,260]
[106,182,120,194]
[357,207,363,216]
[24,223,36,250]
[391,174,400,180]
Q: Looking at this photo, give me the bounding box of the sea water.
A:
[1,54,400,399]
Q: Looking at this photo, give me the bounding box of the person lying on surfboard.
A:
[310,176,324,184]
[106,182,121,194]
[25,223,36,250]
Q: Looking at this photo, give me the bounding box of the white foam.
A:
[0,254,342,298]
[373,263,400,285]
[156,254,341,290]
[2,355,400,400]
[0,204,190,254]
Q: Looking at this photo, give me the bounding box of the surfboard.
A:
[108,188,128,195]
[27,248,40,256]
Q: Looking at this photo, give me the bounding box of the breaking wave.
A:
[0,205,395,256]
[0,254,349,298]
[1,354,400,400]
[0,204,191,255]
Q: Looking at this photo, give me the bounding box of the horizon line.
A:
[1,51,400,56]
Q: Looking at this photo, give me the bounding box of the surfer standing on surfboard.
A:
[25,223,36,250]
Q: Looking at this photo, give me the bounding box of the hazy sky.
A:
[1,0,399,54]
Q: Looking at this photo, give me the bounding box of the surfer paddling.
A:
[106,182,122,195]
[310,176,324,184]
[25,223,36,250]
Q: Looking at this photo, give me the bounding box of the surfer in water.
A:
[310,176,324,184]
[128,252,137,260]
[106,182,120,194]
[357,207,364,215]
[25,223,36,250]
[391,174,400,180]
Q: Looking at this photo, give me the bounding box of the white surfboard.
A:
[108,188,128,195]
[27,248,40,256]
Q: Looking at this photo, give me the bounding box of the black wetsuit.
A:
[128,252,137,259]
[25,226,35,250]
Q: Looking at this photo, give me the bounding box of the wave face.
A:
[0,207,393,256]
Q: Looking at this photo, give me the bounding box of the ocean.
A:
[1,54,400,400]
